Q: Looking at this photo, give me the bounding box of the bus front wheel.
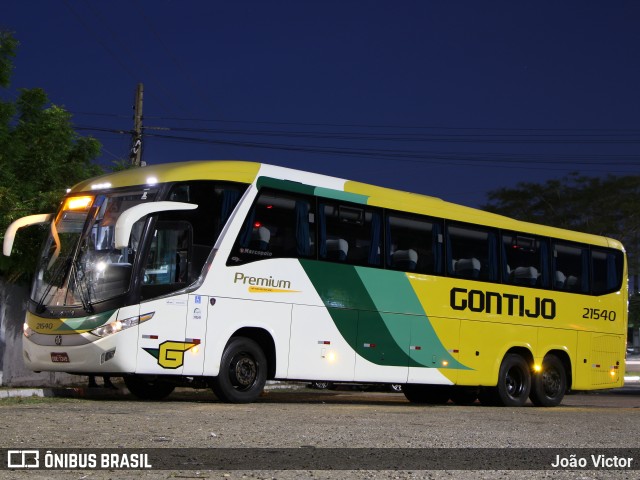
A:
[124,375,175,401]
[529,354,567,407]
[211,337,267,403]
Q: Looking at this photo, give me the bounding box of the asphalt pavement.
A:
[2,354,639,400]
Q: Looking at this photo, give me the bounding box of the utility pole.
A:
[130,83,144,167]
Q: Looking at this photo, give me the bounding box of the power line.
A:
[75,123,640,146]
[71,110,640,137]
[141,125,640,144]
[73,124,640,166]
[136,114,640,134]
[72,104,639,176]
[142,131,640,167]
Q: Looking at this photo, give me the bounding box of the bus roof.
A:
[70,160,622,250]
[70,161,263,192]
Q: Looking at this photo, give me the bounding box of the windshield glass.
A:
[32,188,157,311]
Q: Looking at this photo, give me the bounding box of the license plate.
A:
[51,352,69,363]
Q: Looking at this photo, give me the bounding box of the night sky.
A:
[3,1,639,207]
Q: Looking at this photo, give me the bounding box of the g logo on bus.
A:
[54,335,62,346]
[143,340,200,369]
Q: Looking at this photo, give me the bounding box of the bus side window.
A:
[591,248,623,295]
[318,201,382,267]
[141,221,192,300]
[228,190,315,265]
[501,233,549,288]
[165,181,245,283]
[446,223,498,282]
[386,211,442,274]
[553,242,589,293]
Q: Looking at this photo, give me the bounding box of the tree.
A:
[0,31,17,88]
[483,173,640,347]
[0,31,103,283]
[482,173,640,282]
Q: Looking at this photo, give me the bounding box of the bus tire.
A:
[123,375,175,401]
[212,337,267,403]
[495,353,531,407]
[529,354,567,407]
[403,384,450,404]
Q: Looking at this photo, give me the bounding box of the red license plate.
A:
[51,352,69,363]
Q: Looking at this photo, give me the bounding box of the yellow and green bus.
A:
[3,161,627,406]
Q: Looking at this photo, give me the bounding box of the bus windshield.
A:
[32,188,157,312]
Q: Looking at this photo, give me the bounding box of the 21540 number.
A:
[583,308,616,321]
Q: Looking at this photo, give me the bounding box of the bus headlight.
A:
[23,323,35,338]
[91,312,154,338]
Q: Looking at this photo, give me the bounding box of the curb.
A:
[0,386,123,399]
[0,388,51,399]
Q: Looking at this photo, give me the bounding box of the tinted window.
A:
[165,181,245,280]
[501,233,549,288]
[386,212,443,274]
[141,221,192,299]
[229,190,315,265]
[553,242,589,293]
[318,200,382,267]
[446,223,498,282]
[592,248,624,295]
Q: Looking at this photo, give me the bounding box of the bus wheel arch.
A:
[545,349,572,390]
[530,351,570,407]
[230,327,276,379]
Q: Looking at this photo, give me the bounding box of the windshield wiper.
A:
[36,257,72,314]
[71,256,94,314]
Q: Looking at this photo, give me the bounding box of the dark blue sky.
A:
[3,1,639,207]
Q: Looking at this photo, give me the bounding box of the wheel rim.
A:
[505,366,526,398]
[542,367,561,398]
[230,353,257,390]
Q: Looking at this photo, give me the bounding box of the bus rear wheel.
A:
[403,384,450,404]
[211,337,267,403]
[529,354,567,407]
[124,375,175,400]
[494,353,532,407]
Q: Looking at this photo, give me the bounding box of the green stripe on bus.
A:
[300,260,411,366]
[256,176,369,204]
[354,267,469,370]
[299,260,469,370]
[313,187,368,205]
[256,177,316,196]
